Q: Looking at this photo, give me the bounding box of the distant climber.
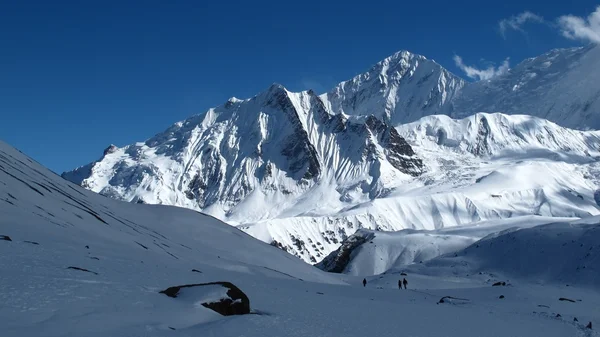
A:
[362,278,367,287]
[398,280,402,289]
[402,278,408,289]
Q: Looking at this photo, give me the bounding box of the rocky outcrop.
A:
[316,230,375,273]
[159,281,250,316]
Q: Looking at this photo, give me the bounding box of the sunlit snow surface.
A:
[2,140,600,336]
[61,46,600,264]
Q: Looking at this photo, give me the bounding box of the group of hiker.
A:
[362,277,407,289]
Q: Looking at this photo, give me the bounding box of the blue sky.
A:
[1,1,599,173]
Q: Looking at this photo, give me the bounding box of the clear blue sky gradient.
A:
[1,1,597,173]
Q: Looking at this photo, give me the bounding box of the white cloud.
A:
[499,11,544,38]
[453,55,510,81]
[558,6,600,44]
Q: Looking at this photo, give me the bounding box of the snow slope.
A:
[0,138,339,283]
[414,215,600,288]
[317,216,576,276]
[3,139,600,336]
[62,47,600,263]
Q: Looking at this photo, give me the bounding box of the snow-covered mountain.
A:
[322,50,465,125]
[452,45,600,130]
[63,46,600,264]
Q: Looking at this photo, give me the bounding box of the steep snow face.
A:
[323,50,466,125]
[63,85,422,225]
[452,45,600,130]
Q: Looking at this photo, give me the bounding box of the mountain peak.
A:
[103,144,119,156]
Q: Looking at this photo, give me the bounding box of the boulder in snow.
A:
[159,281,250,316]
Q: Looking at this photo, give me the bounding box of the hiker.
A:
[362,278,367,287]
[403,278,408,289]
[398,280,402,289]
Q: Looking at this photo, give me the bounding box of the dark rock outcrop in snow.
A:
[159,281,250,316]
[1,235,12,241]
[316,230,375,273]
[67,266,98,275]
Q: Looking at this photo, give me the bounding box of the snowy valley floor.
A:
[2,236,599,337]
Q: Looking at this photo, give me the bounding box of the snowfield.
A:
[2,139,600,336]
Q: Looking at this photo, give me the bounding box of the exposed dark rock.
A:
[23,240,39,245]
[469,116,492,156]
[159,281,250,316]
[316,230,375,273]
[88,257,100,260]
[586,322,592,329]
[191,269,202,273]
[103,144,119,156]
[492,281,506,286]
[67,266,98,275]
[574,317,578,322]
[134,241,148,250]
[499,295,505,299]
[437,296,470,304]
[1,235,12,241]
[269,240,288,252]
[559,297,576,303]
[267,85,321,181]
[85,245,89,249]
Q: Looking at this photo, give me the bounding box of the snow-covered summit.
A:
[323,50,465,125]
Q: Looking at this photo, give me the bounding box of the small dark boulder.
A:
[191,269,202,273]
[574,317,578,322]
[159,281,250,316]
[492,281,505,287]
[1,235,12,241]
[587,322,592,329]
[559,297,576,303]
[437,296,470,304]
[499,295,505,299]
[67,266,98,275]
[400,272,407,276]
[556,313,562,318]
